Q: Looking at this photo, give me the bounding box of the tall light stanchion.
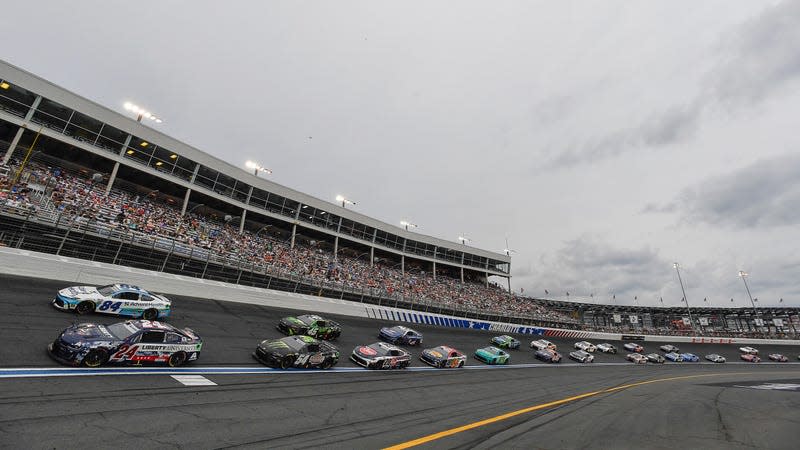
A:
[673,262,695,332]
[738,271,758,317]
[400,220,417,231]
[458,235,471,245]
[336,195,356,208]
[245,160,272,177]
[124,102,163,124]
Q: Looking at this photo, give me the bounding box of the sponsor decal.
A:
[309,354,325,365]
[358,346,377,356]
[429,351,442,358]
[691,337,734,344]
[621,335,645,341]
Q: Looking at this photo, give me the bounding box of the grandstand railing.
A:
[0,209,571,328]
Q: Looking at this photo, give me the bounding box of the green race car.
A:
[474,346,510,365]
[490,335,521,349]
[277,314,341,340]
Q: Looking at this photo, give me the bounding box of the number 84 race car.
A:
[53,284,171,320]
[48,320,202,367]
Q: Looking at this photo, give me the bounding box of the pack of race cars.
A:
[46,283,800,369]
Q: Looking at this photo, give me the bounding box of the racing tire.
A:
[320,359,333,370]
[458,361,464,368]
[82,349,109,368]
[141,308,159,321]
[76,301,95,315]
[438,360,445,369]
[168,351,187,367]
[280,356,296,369]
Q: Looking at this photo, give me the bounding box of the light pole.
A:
[124,102,163,123]
[673,262,696,332]
[458,235,471,245]
[336,195,356,208]
[400,220,417,231]
[245,160,272,177]
[738,271,758,317]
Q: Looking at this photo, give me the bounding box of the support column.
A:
[401,255,405,276]
[369,246,374,267]
[333,236,339,260]
[2,95,42,165]
[290,223,297,248]
[239,208,247,234]
[105,134,132,194]
[432,260,436,281]
[180,188,192,216]
[507,277,512,295]
[461,267,464,283]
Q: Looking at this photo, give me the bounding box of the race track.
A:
[1,274,798,449]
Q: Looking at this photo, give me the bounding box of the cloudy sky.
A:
[3,1,799,307]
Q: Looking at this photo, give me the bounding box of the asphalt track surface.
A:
[1,274,799,449]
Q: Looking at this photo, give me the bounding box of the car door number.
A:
[98,301,122,312]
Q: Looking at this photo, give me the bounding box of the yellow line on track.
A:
[384,372,753,450]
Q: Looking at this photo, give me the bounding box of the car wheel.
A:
[76,301,95,315]
[280,356,296,369]
[408,339,417,346]
[320,359,333,370]
[458,361,464,368]
[168,351,187,367]
[141,308,158,321]
[82,349,108,367]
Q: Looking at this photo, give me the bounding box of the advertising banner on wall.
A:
[629,315,638,324]
[613,314,622,323]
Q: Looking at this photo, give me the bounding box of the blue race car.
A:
[664,352,684,362]
[534,349,562,363]
[52,284,170,320]
[379,325,423,346]
[680,352,700,362]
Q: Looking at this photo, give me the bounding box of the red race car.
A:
[740,354,761,363]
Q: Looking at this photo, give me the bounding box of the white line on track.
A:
[171,375,217,386]
[0,362,797,379]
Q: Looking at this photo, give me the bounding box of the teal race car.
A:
[474,346,510,365]
[490,335,520,349]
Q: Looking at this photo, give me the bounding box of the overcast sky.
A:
[3,1,799,307]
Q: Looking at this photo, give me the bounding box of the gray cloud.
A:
[544,1,800,169]
[668,153,800,228]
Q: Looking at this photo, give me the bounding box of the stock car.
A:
[474,346,510,365]
[379,326,423,346]
[52,284,170,320]
[420,345,467,368]
[665,352,684,362]
[277,314,341,340]
[530,339,557,351]
[491,335,521,349]
[741,354,761,363]
[350,342,411,369]
[768,353,789,362]
[681,352,700,362]
[739,346,759,355]
[623,343,644,353]
[646,353,665,364]
[660,344,680,353]
[626,353,648,364]
[569,350,594,363]
[574,341,597,352]
[705,354,726,363]
[253,335,340,369]
[48,320,201,367]
[534,349,562,363]
[596,343,618,354]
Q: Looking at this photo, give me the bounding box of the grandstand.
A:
[1,59,797,338]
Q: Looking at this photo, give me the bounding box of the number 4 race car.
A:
[350,342,411,369]
[277,314,341,340]
[52,284,171,320]
[48,320,201,367]
[474,346,510,365]
[253,335,340,369]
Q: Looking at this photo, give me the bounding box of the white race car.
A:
[705,354,726,363]
[569,350,595,363]
[596,343,617,354]
[53,284,171,320]
[574,341,597,352]
[739,346,759,355]
[530,339,557,351]
[626,353,648,364]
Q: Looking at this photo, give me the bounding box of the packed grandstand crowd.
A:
[3,158,799,337]
[0,158,577,324]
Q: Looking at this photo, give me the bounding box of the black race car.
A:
[350,342,411,369]
[48,320,202,367]
[276,314,341,340]
[645,353,665,364]
[253,335,340,369]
